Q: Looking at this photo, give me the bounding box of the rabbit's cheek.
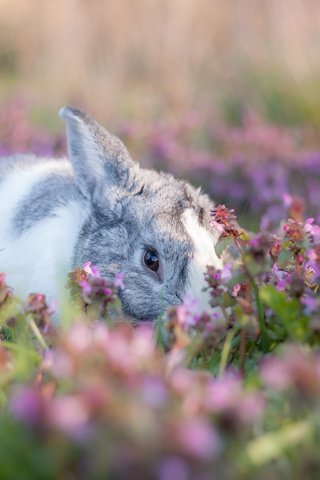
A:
[181,209,223,313]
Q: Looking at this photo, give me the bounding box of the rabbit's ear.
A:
[59,107,137,202]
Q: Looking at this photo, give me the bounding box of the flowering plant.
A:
[0,100,320,479]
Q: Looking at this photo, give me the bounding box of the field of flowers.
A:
[0,99,320,479]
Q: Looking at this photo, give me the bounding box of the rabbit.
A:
[0,107,223,322]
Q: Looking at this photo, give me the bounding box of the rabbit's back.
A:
[0,155,88,300]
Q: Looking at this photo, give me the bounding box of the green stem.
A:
[241,257,268,352]
[245,419,312,467]
[233,238,268,351]
[0,341,41,361]
[251,280,268,351]
[219,327,237,376]
[27,315,49,351]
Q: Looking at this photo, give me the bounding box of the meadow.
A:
[1,1,320,478]
[0,100,319,479]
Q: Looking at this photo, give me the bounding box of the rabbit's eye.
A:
[144,250,159,272]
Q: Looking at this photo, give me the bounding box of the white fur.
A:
[0,162,88,301]
[181,208,222,312]
[0,161,67,234]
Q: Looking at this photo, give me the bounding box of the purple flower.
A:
[220,263,233,281]
[231,283,241,297]
[79,280,92,296]
[260,214,270,231]
[83,261,100,277]
[260,348,320,396]
[301,296,318,314]
[272,264,291,291]
[205,374,264,425]
[176,295,200,328]
[175,419,220,459]
[114,271,125,290]
[10,386,43,425]
[141,377,168,408]
[283,193,293,207]
[206,374,242,412]
[158,457,189,480]
[304,218,320,241]
[104,287,113,297]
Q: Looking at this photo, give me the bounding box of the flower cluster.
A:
[0,98,65,157]
[165,200,319,371]
[5,320,265,479]
[118,109,320,226]
[67,261,124,320]
[210,204,243,239]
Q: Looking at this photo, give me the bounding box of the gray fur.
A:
[72,171,202,320]
[2,107,217,322]
[12,174,81,236]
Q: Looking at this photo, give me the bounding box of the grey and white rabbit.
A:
[0,107,222,321]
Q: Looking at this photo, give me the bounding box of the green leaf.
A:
[260,285,308,340]
[215,236,233,258]
[245,420,312,466]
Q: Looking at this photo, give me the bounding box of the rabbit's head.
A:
[60,107,222,322]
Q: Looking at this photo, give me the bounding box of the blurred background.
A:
[0,0,320,226]
[2,0,320,123]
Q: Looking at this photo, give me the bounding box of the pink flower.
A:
[104,287,113,297]
[105,333,132,371]
[220,263,232,281]
[238,393,265,423]
[79,280,92,295]
[302,296,318,314]
[283,219,305,242]
[83,261,100,277]
[211,310,223,323]
[141,377,168,408]
[183,294,199,313]
[92,322,110,346]
[175,419,220,459]
[67,323,92,352]
[272,264,290,291]
[261,349,320,395]
[304,218,320,241]
[210,220,225,236]
[206,375,242,412]
[283,193,293,207]
[175,295,200,328]
[48,299,57,315]
[43,350,74,378]
[205,375,264,425]
[232,283,241,297]
[48,395,89,438]
[0,273,7,289]
[260,357,291,390]
[114,272,125,290]
[210,204,242,238]
[132,328,155,360]
[158,457,189,480]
